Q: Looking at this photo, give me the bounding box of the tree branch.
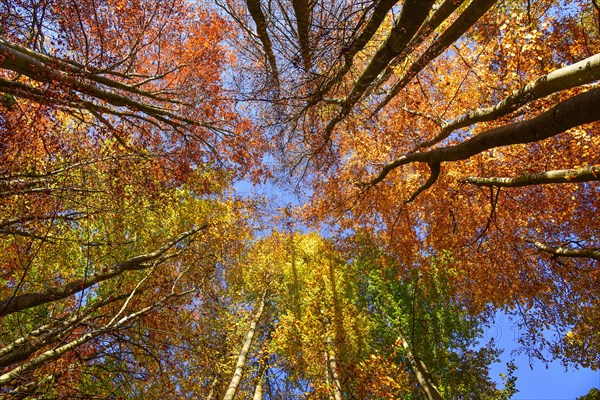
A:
[375,0,499,114]
[405,161,441,203]
[369,87,600,186]
[0,224,208,316]
[0,288,195,386]
[530,241,600,261]
[421,52,600,149]
[321,0,436,145]
[462,165,600,187]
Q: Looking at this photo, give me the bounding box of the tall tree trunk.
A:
[398,326,443,400]
[325,335,343,400]
[252,322,274,400]
[206,376,219,400]
[222,293,266,400]
[252,359,266,400]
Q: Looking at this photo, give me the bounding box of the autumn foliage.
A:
[1,0,599,398]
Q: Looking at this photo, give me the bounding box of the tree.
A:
[222,0,600,370]
[352,238,517,399]
[269,233,372,398]
[578,388,600,400]
[0,0,260,396]
[3,0,600,397]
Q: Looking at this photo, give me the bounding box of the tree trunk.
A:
[398,326,443,400]
[222,293,266,400]
[326,336,343,400]
[252,360,265,400]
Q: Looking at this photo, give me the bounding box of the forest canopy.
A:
[0,0,599,398]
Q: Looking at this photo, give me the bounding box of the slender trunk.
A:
[252,360,266,400]
[206,376,219,400]
[252,322,275,400]
[326,336,343,400]
[222,293,266,400]
[398,326,443,400]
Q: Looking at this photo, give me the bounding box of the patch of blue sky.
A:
[486,311,599,399]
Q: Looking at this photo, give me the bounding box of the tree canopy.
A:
[1,0,599,398]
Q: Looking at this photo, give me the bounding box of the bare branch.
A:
[404,161,441,203]
[245,0,280,87]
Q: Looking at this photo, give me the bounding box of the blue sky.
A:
[487,312,599,399]
[235,179,600,399]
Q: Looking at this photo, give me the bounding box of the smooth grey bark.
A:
[463,165,600,187]
[532,241,600,261]
[325,335,343,400]
[0,225,207,316]
[421,52,600,149]
[370,0,467,99]
[370,88,600,188]
[222,293,266,400]
[303,0,400,106]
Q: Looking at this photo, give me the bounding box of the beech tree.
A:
[2,0,600,398]
[222,0,600,372]
[0,0,259,396]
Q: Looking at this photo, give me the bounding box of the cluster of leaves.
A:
[1,0,600,398]
[222,0,600,377]
[199,232,518,399]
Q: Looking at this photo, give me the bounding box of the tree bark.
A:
[372,0,467,95]
[371,87,600,186]
[291,0,315,70]
[463,165,600,187]
[245,0,279,86]
[0,294,128,369]
[532,241,600,261]
[0,225,206,316]
[206,376,219,400]
[0,39,199,128]
[222,292,266,400]
[398,326,443,400]
[252,359,266,400]
[422,52,600,148]
[325,336,343,400]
